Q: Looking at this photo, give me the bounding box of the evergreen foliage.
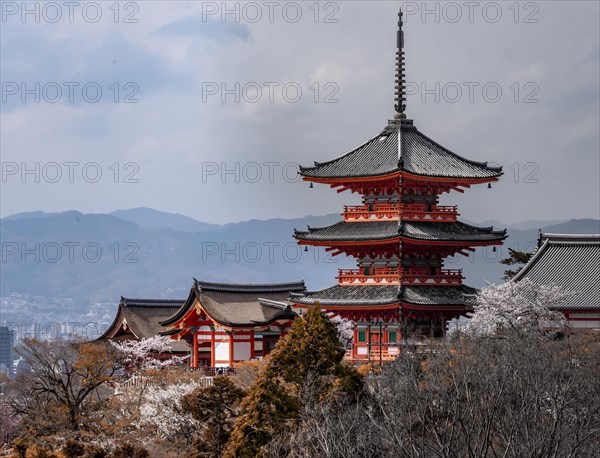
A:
[225,305,362,456]
[181,376,245,457]
[500,247,534,280]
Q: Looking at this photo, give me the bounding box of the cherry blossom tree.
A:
[109,336,188,373]
[464,279,572,336]
[336,318,354,350]
[136,381,199,451]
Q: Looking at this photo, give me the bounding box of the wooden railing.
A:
[345,347,401,362]
[403,268,463,285]
[342,203,458,222]
[337,267,402,285]
[337,267,463,286]
[190,366,237,377]
[343,203,401,221]
[402,204,458,222]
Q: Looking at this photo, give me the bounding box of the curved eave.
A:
[160,327,192,340]
[301,169,401,181]
[293,300,400,309]
[401,302,473,311]
[294,234,400,244]
[401,170,502,183]
[301,170,500,185]
[209,314,297,329]
[160,288,198,328]
[97,305,131,340]
[294,236,506,246]
[402,234,507,245]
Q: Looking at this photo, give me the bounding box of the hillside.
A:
[1,210,597,327]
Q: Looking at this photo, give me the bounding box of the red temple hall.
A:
[291,10,506,362]
[160,280,303,368]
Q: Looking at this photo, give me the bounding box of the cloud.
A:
[157,15,250,43]
[0,1,598,225]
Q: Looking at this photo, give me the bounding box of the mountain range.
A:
[1,207,598,327]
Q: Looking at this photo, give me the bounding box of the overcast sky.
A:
[1,1,598,225]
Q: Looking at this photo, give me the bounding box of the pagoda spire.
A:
[394,7,406,118]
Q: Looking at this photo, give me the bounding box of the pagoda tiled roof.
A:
[403,285,478,306]
[299,120,502,180]
[291,284,478,307]
[513,233,600,310]
[294,220,506,243]
[160,280,305,328]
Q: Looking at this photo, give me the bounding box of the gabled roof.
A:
[294,220,506,243]
[98,297,189,352]
[300,120,502,181]
[513,233,600,310]
[291,284,478,308]
[161,280,305,329]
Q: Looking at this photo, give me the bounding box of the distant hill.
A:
[4,211,57,220]
[110,207,223,232]
[0,210,598,325]
[450,218,600,286]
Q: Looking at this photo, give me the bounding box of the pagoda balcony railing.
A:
[343,203,458,222]
[343,203,401,221]
[337,267,463,286]
[402,268,463,285]
[338,267,402,285]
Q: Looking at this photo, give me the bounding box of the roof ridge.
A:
[195,279,306,293]
[120,298,185,307]
[541,233,600,243]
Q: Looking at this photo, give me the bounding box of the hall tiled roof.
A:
[513,233,600,310]
[161,280,305,328]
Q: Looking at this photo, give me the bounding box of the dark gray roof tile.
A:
[294,220,506,243]
[514,233,600,310]
[161,280,304,328]
[292,284,478,307]
[300,121,502,180]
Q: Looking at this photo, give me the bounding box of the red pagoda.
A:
[291,9,506,362]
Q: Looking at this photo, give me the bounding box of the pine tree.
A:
[224,305,363,456]
[500,247,533,280]
[181,376,245,458]
[224,372,299,457]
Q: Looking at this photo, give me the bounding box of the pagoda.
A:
[291,9,506,362]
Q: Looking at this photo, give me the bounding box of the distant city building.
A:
[15,358,30,376]
[0,327,15,376]
[514,233,600,329]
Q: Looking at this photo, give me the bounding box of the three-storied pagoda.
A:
[291,9,506,362]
